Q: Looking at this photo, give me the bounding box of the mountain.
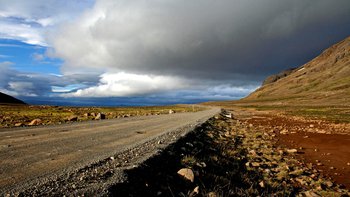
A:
[0,92,26,105]
[242,36,350,106]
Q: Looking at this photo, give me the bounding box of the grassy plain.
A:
[0,104,203,128]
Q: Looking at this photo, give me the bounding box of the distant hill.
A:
[0,92,26,105]
[241,36,350,106]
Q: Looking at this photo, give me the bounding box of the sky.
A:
[0,0,350,106]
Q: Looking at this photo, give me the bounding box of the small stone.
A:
[304,191,321,197]
[207,192,217,197]
[14,123,23,127]
[251,162,260,167]
[295,178,307,185]
[316,162,323,166]
[95,113,106,120]
[347,162,350,166]
[324,180,333,188]
[309,124,314,128]
[110,156,115,160]
[28,119,42,126]
[280,129,289,135]
[169,109,175,114]
[286,149,298,154]
[67,115,78,121]
[259,181,265,188]
[177,168,194,182]
[303,136,309,138]
[224,113,232,118]
[190,186,200,196]
[330,166,334,170]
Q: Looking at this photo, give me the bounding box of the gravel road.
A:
[0,107,219,195]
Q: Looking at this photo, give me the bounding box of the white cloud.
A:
[0,21,46,45]
[62,72,188,97]
[0,0,94,46]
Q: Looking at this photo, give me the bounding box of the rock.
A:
[83,113,90,117]
[91,112,96,117]
[295,178,307,185]
[177,168,194,182]
[347,162,350,166]
[67,115,78,121]
[95,113,106,120]
[303,191,321,197]
[224,113,233,118]
[28,119,42,126]
[303,135,309,138]
[14,123,23,127]
[309,124,315,128]
[169,109,175,114]
[189,186,199,197]
[324,180,333,188]
[207,192,218,197]
[259,181,265,188]
[286,149,298,154]
[251,162,260,167]
[280,129,289,135]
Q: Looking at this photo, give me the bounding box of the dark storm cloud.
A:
[51,0,350,85]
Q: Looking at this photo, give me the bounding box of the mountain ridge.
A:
[241,36,350,106]
[0,92,26,105]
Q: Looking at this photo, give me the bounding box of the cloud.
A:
[62,72,188,97]
[0,0,94,46]
[0,61,101,97]
[50,0,350,82]
[2,0,350,101]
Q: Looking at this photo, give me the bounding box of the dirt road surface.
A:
[0,107,219,194]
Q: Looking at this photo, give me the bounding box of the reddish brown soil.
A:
[278,132,350,189]
[246,113,350,189]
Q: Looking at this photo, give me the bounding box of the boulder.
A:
[169,109,175,114]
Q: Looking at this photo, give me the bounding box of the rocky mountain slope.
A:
[243,36,350,106]
[0,92,26,105]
